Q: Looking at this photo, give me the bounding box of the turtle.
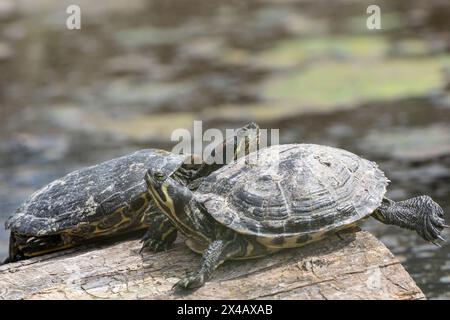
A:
[145,143,448,289]
[4,122,260,263]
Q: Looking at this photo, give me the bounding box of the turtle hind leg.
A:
[5,233,69,262]
[140,214,177,253]
[174,238,244,291]
[6,233,24,263]
[372,196,448,245]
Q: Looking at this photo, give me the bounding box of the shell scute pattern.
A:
[6,149,187,236]
[198,144,389,238]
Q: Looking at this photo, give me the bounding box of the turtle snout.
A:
[245,122,259,130]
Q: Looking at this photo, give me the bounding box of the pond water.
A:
[0,0,449,298]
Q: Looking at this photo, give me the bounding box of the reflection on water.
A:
[0,0,449,298]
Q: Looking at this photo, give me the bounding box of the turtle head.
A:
[145,167,200,231]
[205,122,260,167]
[235,122,260,159]
[239,121,259,132]
[145,169,167,188]
[145,168,180,213]
[145,169,169,199]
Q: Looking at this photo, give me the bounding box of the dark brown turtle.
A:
[145,143,448,289]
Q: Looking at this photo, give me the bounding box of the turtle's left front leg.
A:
[174,237,244,290]
[372,196,448,245]
[140,214,177,253]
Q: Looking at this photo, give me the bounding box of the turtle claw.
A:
[413,197,448,244]
[173,273,205,291]
[422,217,447,245]
[140,238,170,254]
[431,240,442,247]
[139,240,150,254]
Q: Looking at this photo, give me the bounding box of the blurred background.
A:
[0,0,449,298]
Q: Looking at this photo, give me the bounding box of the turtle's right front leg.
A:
[174,239,239,290]
[174,231,249,290]
[140,214,177,253]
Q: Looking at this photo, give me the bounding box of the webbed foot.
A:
[173,273,205,290]
[415,196,448,245]
[172,239,244,290]
[139,228,177,253]
[374,195,448,245]
[139,213,178,254]
[140,238,171,253]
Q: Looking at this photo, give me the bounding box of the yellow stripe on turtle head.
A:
[147,178,177,224]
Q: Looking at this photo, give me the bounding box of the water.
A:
[0,0,449,298]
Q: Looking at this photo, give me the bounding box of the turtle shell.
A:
[6,149,188,236]
[196,144,389,238]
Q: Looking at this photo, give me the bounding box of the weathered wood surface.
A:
[0,229,425,300]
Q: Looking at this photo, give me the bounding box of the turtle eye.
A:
[154,171,165,181]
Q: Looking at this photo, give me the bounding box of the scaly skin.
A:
[140,214,178,253]
[372,196,448,245]
[140,122,260,254]
[146,170,263,290]
[3,123,260,264]
[145,164,448,290]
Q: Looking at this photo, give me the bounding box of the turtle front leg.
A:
[174,238,243,290]
[140,214,177,253]
[372,196,448,245]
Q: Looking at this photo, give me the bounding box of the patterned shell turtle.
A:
[145,143,448,289]
[4,122,260,263]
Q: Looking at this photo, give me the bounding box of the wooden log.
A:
[0,228,425,300]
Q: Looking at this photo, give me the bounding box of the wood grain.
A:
[0,229,425,300]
